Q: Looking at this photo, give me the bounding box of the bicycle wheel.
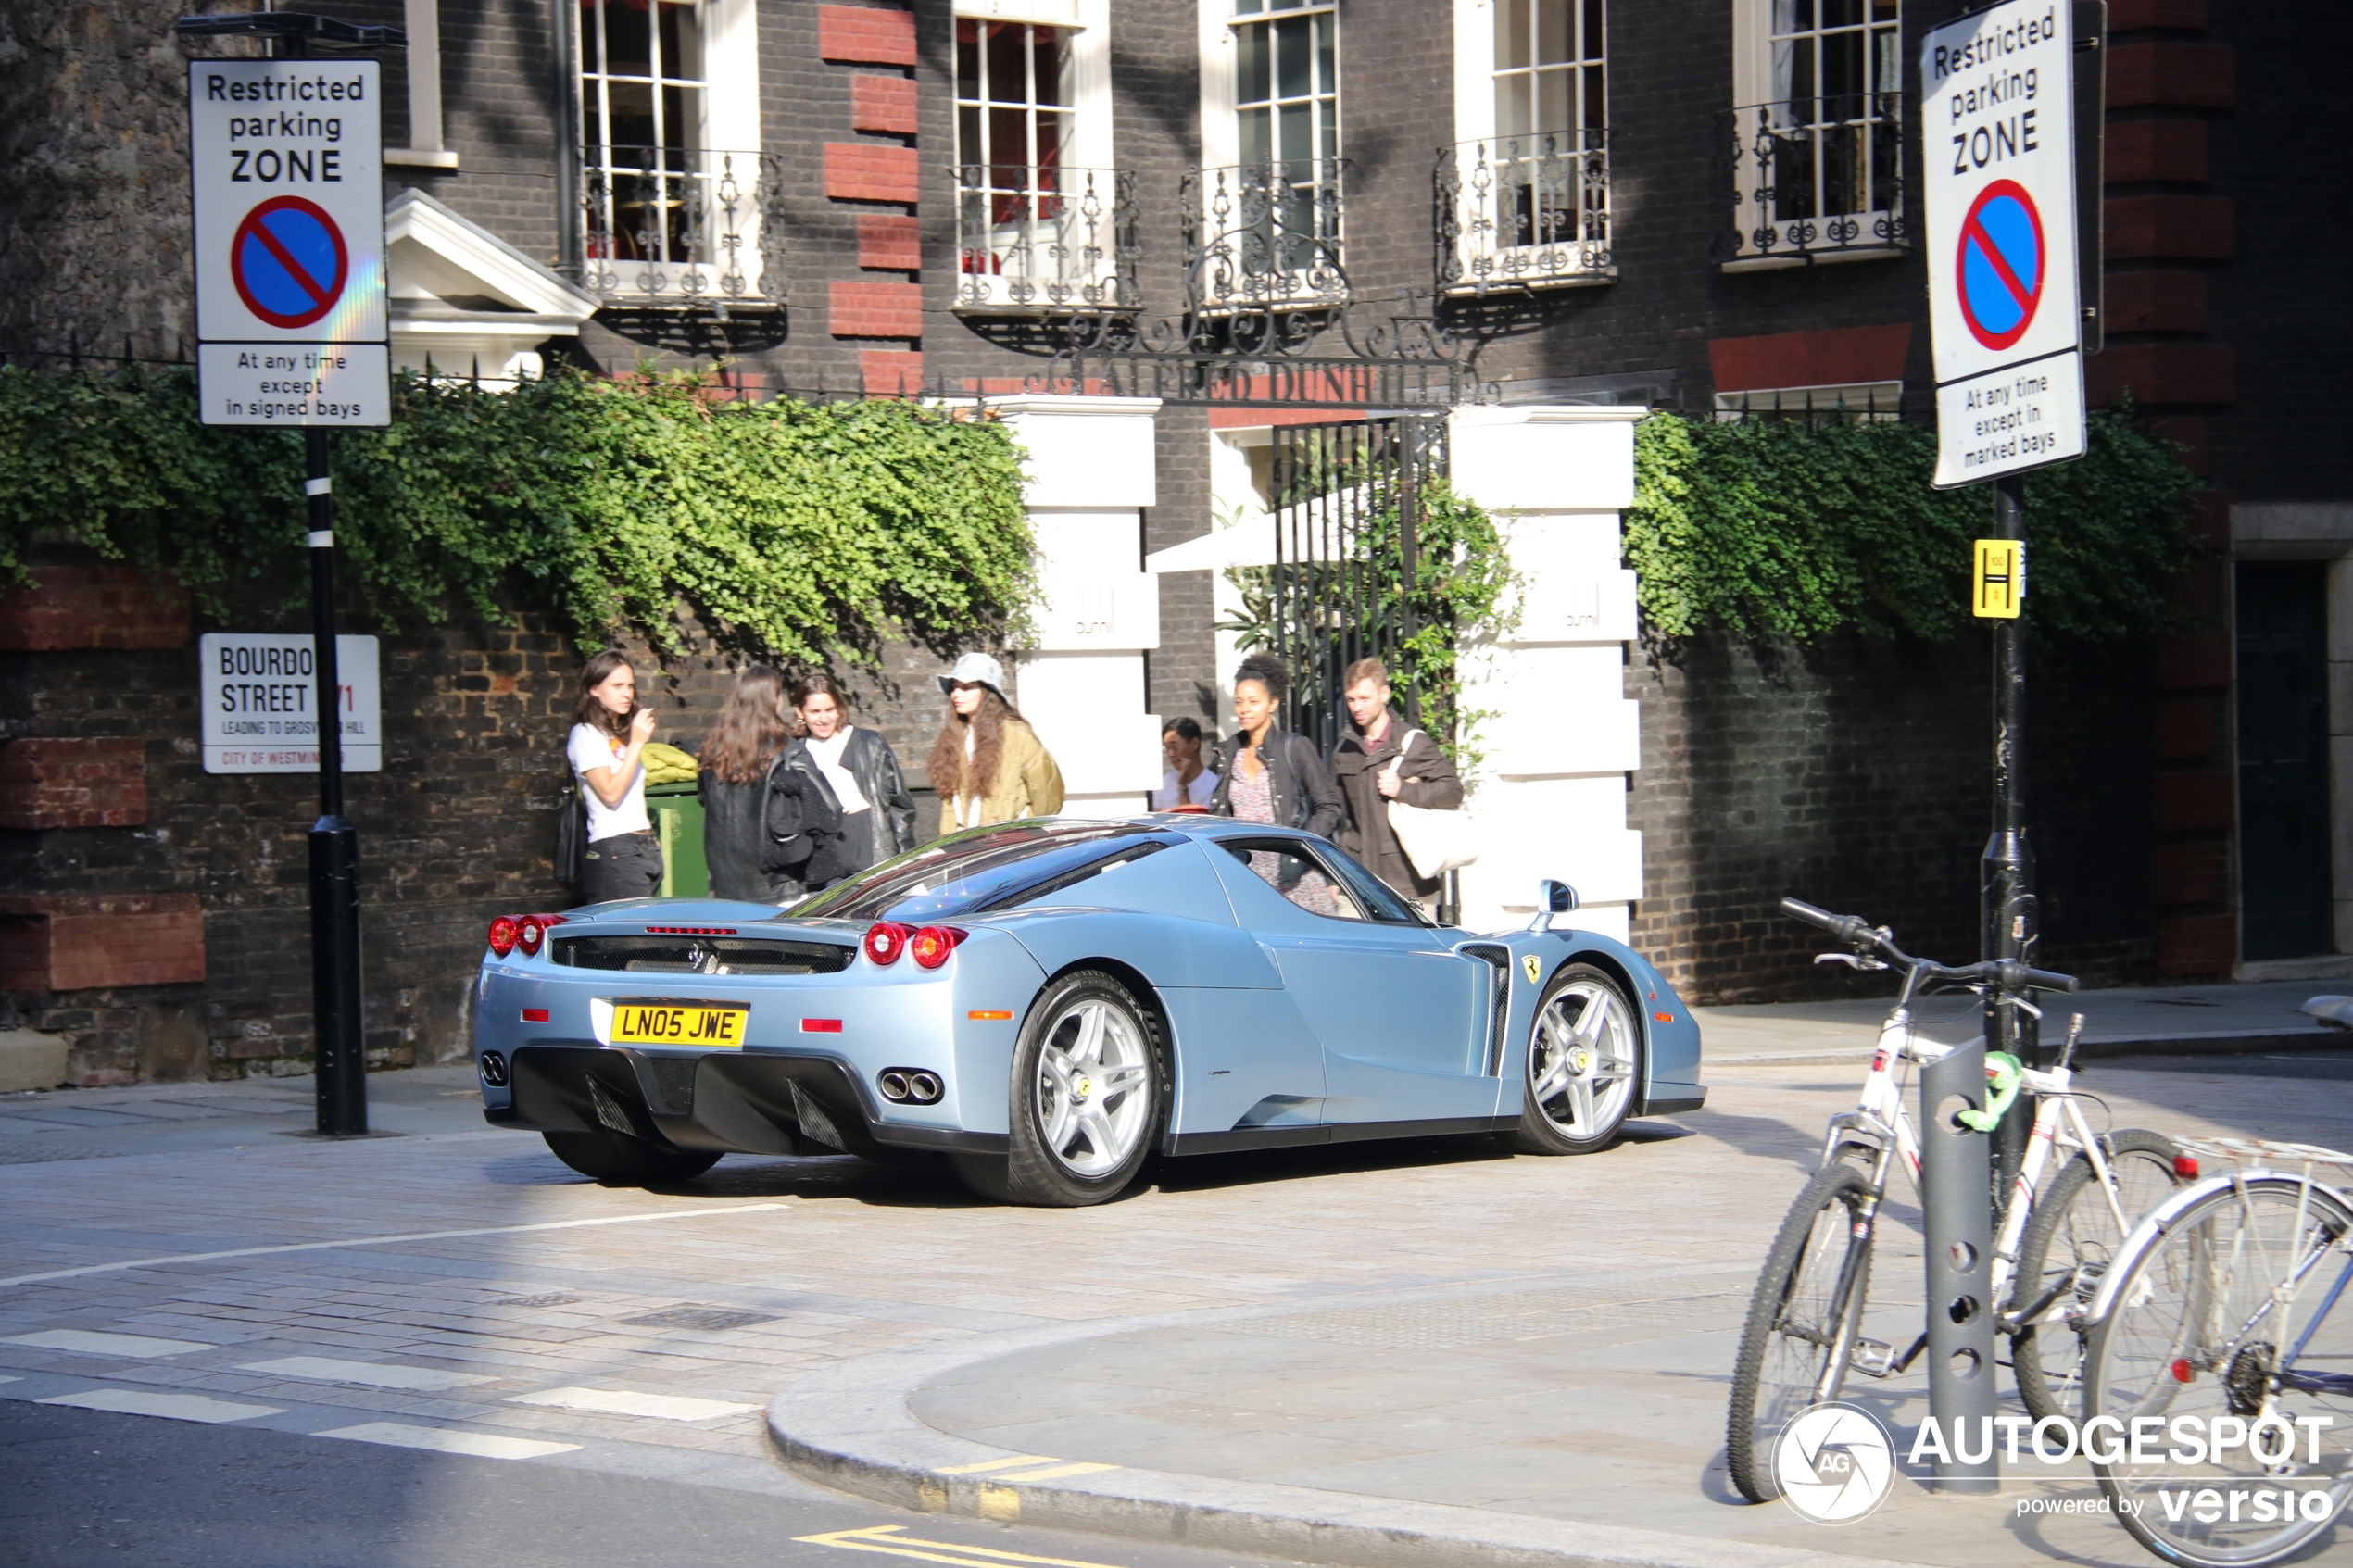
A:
[2084,1174,2353,1567]
[1727,1162,1877,1503]
[2012,1127,2183,1423]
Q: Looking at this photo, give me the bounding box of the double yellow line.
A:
[795,1524,1126,1568]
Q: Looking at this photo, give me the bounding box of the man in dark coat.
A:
[1328,657,1463,904]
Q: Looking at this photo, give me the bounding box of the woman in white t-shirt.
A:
[566,649,661,904]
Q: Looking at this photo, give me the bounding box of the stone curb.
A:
[1708,1026,2338,1066]
[764,1284,1923,1568]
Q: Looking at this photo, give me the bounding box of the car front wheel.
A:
[951,969,1164,1207]
[1503,962,1642,1155]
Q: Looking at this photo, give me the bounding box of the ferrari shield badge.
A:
[1521,954,1541,985]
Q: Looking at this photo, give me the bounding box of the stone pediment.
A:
[384,188,598,386]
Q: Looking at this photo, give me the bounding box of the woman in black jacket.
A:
[697,667,842,903]
[1210,652,1344,838]
[787,673,919,885]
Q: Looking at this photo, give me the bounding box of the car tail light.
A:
[863,922,911,966]
[521,1008,550,1023]
[487,915,520,957]
[909,926,968,970]
[515,913,568,957]
[2173,1154,2200,1180]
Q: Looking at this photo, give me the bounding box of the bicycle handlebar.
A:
[1780,896,2079,995]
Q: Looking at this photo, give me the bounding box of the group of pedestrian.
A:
[1194,651,1462,910]
[564,649,1062,907]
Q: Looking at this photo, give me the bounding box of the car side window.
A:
[1220,839,1366,921]
[1310,842,1426,925]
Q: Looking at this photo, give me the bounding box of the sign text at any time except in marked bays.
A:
[188,59,390,429]
[1920,0,2085,488]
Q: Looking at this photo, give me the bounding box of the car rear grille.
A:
[550,935,855,976]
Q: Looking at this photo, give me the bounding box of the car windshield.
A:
[786,822,1167,922]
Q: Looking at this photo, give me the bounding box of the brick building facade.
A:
[3,0,2347,1082]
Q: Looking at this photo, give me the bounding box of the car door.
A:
[1205,835,1498,1129]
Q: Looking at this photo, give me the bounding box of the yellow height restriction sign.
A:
[1973,538,2025,618]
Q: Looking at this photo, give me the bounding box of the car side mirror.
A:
[1529,879,1579,932]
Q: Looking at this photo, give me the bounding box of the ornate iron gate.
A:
[1250,414,1449,755]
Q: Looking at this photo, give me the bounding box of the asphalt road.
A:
[4,1399,1292,1568]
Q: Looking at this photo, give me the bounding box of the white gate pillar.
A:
[1448,406,1648,938]
[988,396,1166,815]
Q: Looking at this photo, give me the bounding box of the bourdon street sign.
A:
[1921,0,2086,488]
[188,57,390,428]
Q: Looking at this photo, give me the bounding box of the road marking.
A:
[994,1461,1120,1481]
[934,1453,1059,1474]
[0,1203,788,1290]
[796,1525,1128,1568]
[5,1329,215,1358]
[318,1421,582,1460]
[239,1356,497,1392]
[504,1386,755,1422]
[39,1388,283,1424]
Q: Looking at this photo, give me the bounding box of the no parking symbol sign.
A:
[1921,1,2084,487]
[188,59,389,428]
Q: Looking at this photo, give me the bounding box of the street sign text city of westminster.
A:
[187,58,391,427]
[1921,1,2085,488]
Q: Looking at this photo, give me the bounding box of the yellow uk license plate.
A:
[609,1000,748,1048]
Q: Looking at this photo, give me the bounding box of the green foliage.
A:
[1625,408,2195,643]
[1219,478,1516,764]
[0,363,1036,662]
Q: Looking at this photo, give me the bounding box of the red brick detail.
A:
[829,280,925,339]
[2103,270,2207,334]
[2155,842,2227,904]
[2151,699,2216,760]
[2154,771,2233,834]
[2104,119,2208,185]
[2087,342,2234,408]
[1209,406,1370,430]
[1705,323,1912,395]
[2108,43,2234,108]
[818,5,915,66]
[0,738,147,829]
[858,214,923,271]
[2105,195,2233,260]
[851,75,919,136]
[0,566,191,651]
[0,894,205,993]
[2157,914,2235,977]
[824,143,920,205]
[2107,0,2208,28]
[2154,633,2230,690]
[860,350,925,395]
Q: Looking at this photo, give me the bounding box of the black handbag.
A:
[554,784,587,891]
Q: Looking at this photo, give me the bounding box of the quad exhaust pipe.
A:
[876,1068,943,1105]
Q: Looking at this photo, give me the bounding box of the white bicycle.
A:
[1726,897,2183,1503]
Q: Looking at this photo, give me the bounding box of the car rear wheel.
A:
[1503,962,1642,1156]
[542,1128,722,1185]
[952,969,1164,1207]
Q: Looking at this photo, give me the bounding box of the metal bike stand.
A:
[1920,1037,1998,1493]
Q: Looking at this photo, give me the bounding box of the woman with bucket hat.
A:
[925,653,1064,836]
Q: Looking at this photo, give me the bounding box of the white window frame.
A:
[1195,0,1345,312]
[574,0,766,306]
[1445,0,1613,292]
[1712,380,1903,420]
[1723,0,1906,271]
[951,0,1118,313]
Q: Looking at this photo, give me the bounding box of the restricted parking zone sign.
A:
[1921,1,2084,487]
[189,59,389,428]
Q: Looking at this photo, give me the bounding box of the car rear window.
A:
[788,822,1168,922]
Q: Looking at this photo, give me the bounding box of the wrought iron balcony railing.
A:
[578,146,784,308]
[1713,94,1906,269]
[1436,132,1613,295]
[1182,158,1349,315]
[953,165,1139,315]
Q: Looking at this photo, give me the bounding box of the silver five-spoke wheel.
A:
[1505,962,1641,1155]
[1034,995,1153,1178]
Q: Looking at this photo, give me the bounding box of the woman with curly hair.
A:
[926,653,1064,836]
[1210,652,1346,913]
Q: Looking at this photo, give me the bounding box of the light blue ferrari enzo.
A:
[473,816,1705,1206]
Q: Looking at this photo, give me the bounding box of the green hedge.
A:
[1625,408,2196,642]
[0,364,1036,662]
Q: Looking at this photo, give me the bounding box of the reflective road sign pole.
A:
[308,428,367,1136]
